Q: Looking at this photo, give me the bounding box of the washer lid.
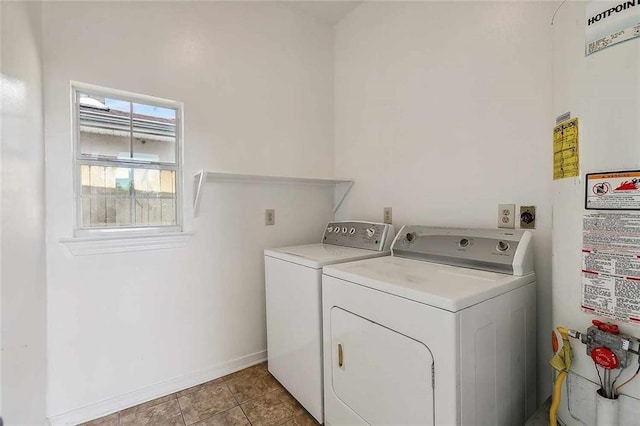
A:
[265,243,390,269]
[322,256,535,312]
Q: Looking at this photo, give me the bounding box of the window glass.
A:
[78,94,132,160]
[75,86,181,232]
[79,165,176,228]
[78,94,177,164]
[132,102,176,164]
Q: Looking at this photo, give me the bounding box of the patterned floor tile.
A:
[77,361,310,426]
[119,398,184,426]
[176,378,226,398]
[221,361,268,383]
[240,389,305,426]
[120,394,176,417]
[281,411,321,426]
[226,369,283,404]
[78,412,118,426]
[190,406,250,426]
[178,382,238,425]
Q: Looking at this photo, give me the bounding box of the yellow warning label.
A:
[554,117,579,180]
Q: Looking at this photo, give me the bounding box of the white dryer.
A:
[265,221,395,423]
[322,226,537,426]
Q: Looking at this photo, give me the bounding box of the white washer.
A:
[265,221,395,423]
[322,226,537,426]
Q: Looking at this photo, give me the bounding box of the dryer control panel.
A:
[391,226,533,276]
[323,221,395,252]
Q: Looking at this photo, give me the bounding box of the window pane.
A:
[80,165,91,195]
[79,165,176,229]
[82,197,132,227]
[136,199,164,226]
[132,103,176,164]
[133,168,177,226]
[78,94,177,164]
[132,103,175,120]
[81,165,132,196]
[79,93,132,160]
[160,170,175,193]
[161,198,176,226]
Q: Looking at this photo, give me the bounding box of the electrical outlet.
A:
[498,204,515,229]
[520,206,536,229]
[265,209,275,226]
[383,207,392,224]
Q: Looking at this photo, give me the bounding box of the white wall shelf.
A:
[193,170,354,216]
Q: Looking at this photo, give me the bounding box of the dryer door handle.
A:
[338,343,344,367]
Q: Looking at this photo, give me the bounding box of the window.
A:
[72,84,182,235]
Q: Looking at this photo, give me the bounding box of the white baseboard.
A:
[48,350,267,426]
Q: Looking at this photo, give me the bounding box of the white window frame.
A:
[71,82,184,238]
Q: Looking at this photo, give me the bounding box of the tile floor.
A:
[80,362,319,426]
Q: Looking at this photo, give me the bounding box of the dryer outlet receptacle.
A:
[520,206,536,229]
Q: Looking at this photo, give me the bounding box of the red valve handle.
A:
[592,320,620,335]
[591,346,619,369]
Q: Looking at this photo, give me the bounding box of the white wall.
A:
[0,1,48,424]
[333,1,555,402]
[552,2,640,424]
[42,2,335,421]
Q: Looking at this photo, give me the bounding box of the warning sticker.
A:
[586,170,640,210]
[553,118,579,180]
[582,212,640,323]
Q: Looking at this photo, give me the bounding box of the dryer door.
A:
[329,307,435,425]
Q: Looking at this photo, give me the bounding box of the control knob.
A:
[496,241,510,252]
[406,232,417,242]
[349,227,356,235]
[459,238,470,248]
[366,228,376,238]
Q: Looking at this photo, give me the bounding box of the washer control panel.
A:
[323,221,395,251]
[391,226,533,276]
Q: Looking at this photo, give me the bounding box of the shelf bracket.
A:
[334,180,354,214]
[193,170,206,216]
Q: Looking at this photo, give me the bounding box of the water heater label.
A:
[582,212,640,324]
[585,0,640,56]
[586,170,640,210]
